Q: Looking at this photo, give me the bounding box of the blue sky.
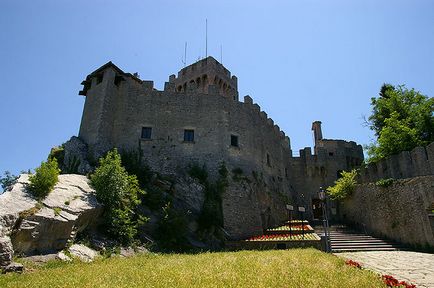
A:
[1,0,433,175]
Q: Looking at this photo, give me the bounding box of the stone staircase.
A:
[316,225,404,252]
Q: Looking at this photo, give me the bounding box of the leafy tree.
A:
[366,84,434,162]
[327,170,358,200]
[28,158,60,199]
[0,171,18,192]
[90,149,146,244]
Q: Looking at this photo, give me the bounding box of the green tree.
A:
[0,171,18,192]
[366,84,434,162]
[90,149,146,244]
[326,170,358,200]
[28,158,60,199]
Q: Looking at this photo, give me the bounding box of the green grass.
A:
[0,248,385,288]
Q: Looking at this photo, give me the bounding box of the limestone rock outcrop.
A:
[63,136,93,174]
[68,244,98,262]
[0,174,102,268]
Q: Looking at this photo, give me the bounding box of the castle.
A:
[78,57,363,239]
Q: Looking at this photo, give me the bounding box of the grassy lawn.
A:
[0,248,385,288]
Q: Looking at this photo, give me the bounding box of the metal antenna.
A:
[220,44,222,64]
[205,19,208,58]
[183,42,187,67]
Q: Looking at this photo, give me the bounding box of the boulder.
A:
[2,262,24,274]
[63,136,93,174]
[0,174,102,267]
[0,237,13,267]
[56,251,72,262]
[68,244,98,262]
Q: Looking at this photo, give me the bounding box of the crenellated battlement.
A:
[241,95,290,148]
[170,56,238,100]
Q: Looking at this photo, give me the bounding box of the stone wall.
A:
[358,142,434,183]
[340,175,434,247]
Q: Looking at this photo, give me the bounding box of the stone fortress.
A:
[78,56,364,239]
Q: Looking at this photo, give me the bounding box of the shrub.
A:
[197,162,228,238]
[53,207,62,216]
[232,167,243,181]
[48,146,65,166]
[375,178,394,187]
[188,163,208,185]
[0,171,18,192]
[155,202,188,252]
[326,169,358,200]
[90,149,146,244]
[28,158,60,199]
[120,148,152,187]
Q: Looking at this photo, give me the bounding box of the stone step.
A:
[333,247,398,252]
[331,238,393,243]
[331,243,397,248]
[327,225,403,252]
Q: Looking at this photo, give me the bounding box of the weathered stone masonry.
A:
[78,57,363,239]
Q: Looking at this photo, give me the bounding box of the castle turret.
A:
[171,56,239,100]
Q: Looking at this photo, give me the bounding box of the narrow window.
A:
[141,127,152,139]
[266,153,271,167]
[231,135,239,147]
[114,76,123,87]
[184,129,194,142]
[96,74,103,84]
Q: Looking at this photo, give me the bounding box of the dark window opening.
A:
[184,129,194,142]
[329,152,334,156]
[114,76,123,87]
[231,135,239,147]
[96,74,103,84]
[141,127,152,139]
[266,153,271,167]
[285,168,288,178]
[336,170,343,179]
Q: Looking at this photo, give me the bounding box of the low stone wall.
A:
[226,239,321,251]
[358,142,434,183]
[340,176,434,248]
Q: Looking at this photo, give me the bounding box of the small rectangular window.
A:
[184,129,194,142]
[141,127,152,139]
[114,76,123,87]
[266,153,271,167]
[231,135,239,147]
[96,74,103,84]
[329,152,334,156]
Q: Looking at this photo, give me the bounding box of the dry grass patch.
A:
[0,248,385,288]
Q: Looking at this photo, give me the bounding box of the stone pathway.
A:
[337,251,434,288]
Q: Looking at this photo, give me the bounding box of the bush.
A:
[197,162,228,237]
[376,178,394,187]
[155,202,189,252]
[120,148,152,187]
[28,158,60,199]
[90,149,146,244]
[0,171,18,192]
[326,169,358,200]
[188,164,208,185]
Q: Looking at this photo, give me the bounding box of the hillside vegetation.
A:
[0,249,385,288]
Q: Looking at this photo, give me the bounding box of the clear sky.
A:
[1,0,433,175]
